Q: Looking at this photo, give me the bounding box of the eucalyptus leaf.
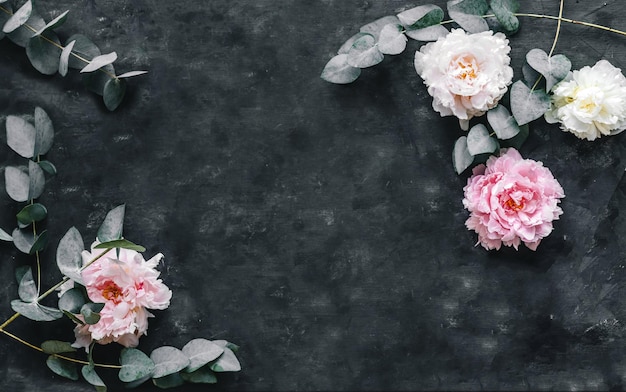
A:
[5,166,29,202]
[526,48,571,91]
[28,159,45,200]
[447,0,489,33]
[337,32,368,55]
[41,340,76,354]
[103,77,127,111]
[124,375,151,389]
[510,80,551,126]
[34,10,69,36]
[452,136,474,175]
[26,31,62,75]
[320,54,361,84]
[150,346,190,378]
[490,0,520,33]
[81,302,104,324]
[56,227,85,283]
[97,204,125,242]
[152,373,184,389]
[66,34,101,69]
[12,227,34,254]
[38,160,57,175]
[117,70,148,78]
[2,0,31,33]
[6,114,36,158]
[212,340,240,353]
[7,12,44,47]
[405,24,448,41]
[522,62,541,87]
[210,347,241,372]
[11,300,63,321]
[46,356,79,381]
[0,3,12,41]
[34,106,54,156]
[397,4,444,29]
[17,203,47,226]
[0,227,12,241]
[58,287,87,313]
[467,124,497,156]
[81,365,107,391]
[180,366,217,384]
[377,23,407,55]
[59,39,75,77]
[30,229,48,254]
[487,104,521,140]
[94,239,145,252]
[80,51,117,73]
[17,266,37,302]
[359,15,400,41]
[119,348,155,383]
[83,63,115,95]
[499,124,529,149]
[182,338,224,373]
[62,309,85,325]
[347,34,383,68]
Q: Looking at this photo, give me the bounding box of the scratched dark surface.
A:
[0,0,626,391]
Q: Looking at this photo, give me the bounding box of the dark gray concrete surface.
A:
[0,0,625,390]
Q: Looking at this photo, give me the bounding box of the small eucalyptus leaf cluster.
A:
[1,110,241,390]
[0,0,147,110]
[321,0,519,84]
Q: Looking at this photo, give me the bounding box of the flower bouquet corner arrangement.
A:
[0,108,241,390]
[321,0,626,252]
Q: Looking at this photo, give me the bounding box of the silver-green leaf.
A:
[347,34,383,68]
[182,338,224,373]
[58,287,87,314]
[397,4,444,29]
[210,347,241,372]
[103,77,127,111]
[405,24,448,41]
[12,228,34,254]
[117,70,148,79]
[150,346,190,378]
[452,136,474,175]
[97,204,125,242]
[34,10,69,36]
[11,300,63,321]
[0,227,12,242]
[81,365,107,391]
[46,356,79,381]
[28,160,45,200]
[17,266,37,302]
[59,39,75,77]
[6,114,36,158]
[41,340,77,354]
[34,106,54,156]
[377,23,407,55]
[26,31,61,75]
[526,48,571,91]
[56,227,85,284]
[119,348,155,383]
[359,15,400,41]
[66,34,101,69]
[487,104,521,140]
[490,0,520,33]
[180,366,217,384]
[321,54,361,84]
[5,166,30,202]
[2,0,32,33]
[447,0,489,33]
[467,124,498,156]
[80,51,117,73]
[510,80,551,126]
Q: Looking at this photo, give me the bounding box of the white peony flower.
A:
[545,59,626,140]
[414,29,513,128]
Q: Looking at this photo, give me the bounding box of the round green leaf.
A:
[30,229,48,254]
[56,227,85,283]
[16,203,48,225]
[7,12,44,47]
[34,10,69,36]
[337,32,368,55]
[119,348,155,383]
[0,227,12,241]
[487,105,521,140]
[66,34,101,69]
[347,34,383,68]
[28,160,45,200]
[320,54,361,84]
[359,15,400,41]
[94,239,145,252]
[397,4,444,29]
[81,365,106,390]
[526,48,571,91]
[26,31,62,75]
[490,0,519,33]
[510,80,551,126]
[452,136,473,175]
[210,347,241,372]
[377,23,407,55]
[150,346,190,378]
[182,338,224,373]
[447,0,490,33]
[103,77,127,111]
[83,63,115,95]
[34,106,54,156]
[6,114,36,158]
[11,300,63,321]
[58,287,87,313]
[80,51,117,73]
[46,356,79,381]
[17,266,37,302]
[467,124,498,156]
[12,227,34,254]
[5,166,29,202]
[152,373,184,389]
[38,160,57,175]
[181,366,217,384]
[2,0,32,33]
[0,3,12,41]
[97,204,125,243]
[41,340,77,354]
[117,70,148,79]
[59,39,75,77]
[81,302,104,324]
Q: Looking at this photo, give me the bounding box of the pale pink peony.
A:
[462,149,565,251]
[414,29,513,128]
[72,243,172,350]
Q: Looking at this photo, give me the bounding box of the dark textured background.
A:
[1,0,625,390]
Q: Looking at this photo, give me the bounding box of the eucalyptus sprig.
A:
[1,111,241,389]
[0,0,146,111]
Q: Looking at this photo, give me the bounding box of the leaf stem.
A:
[0,329,122,369]
[548,0,565,57]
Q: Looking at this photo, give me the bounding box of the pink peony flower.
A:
[71,243,172,350]
[414,29,513,129]
[462,149,565,251]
